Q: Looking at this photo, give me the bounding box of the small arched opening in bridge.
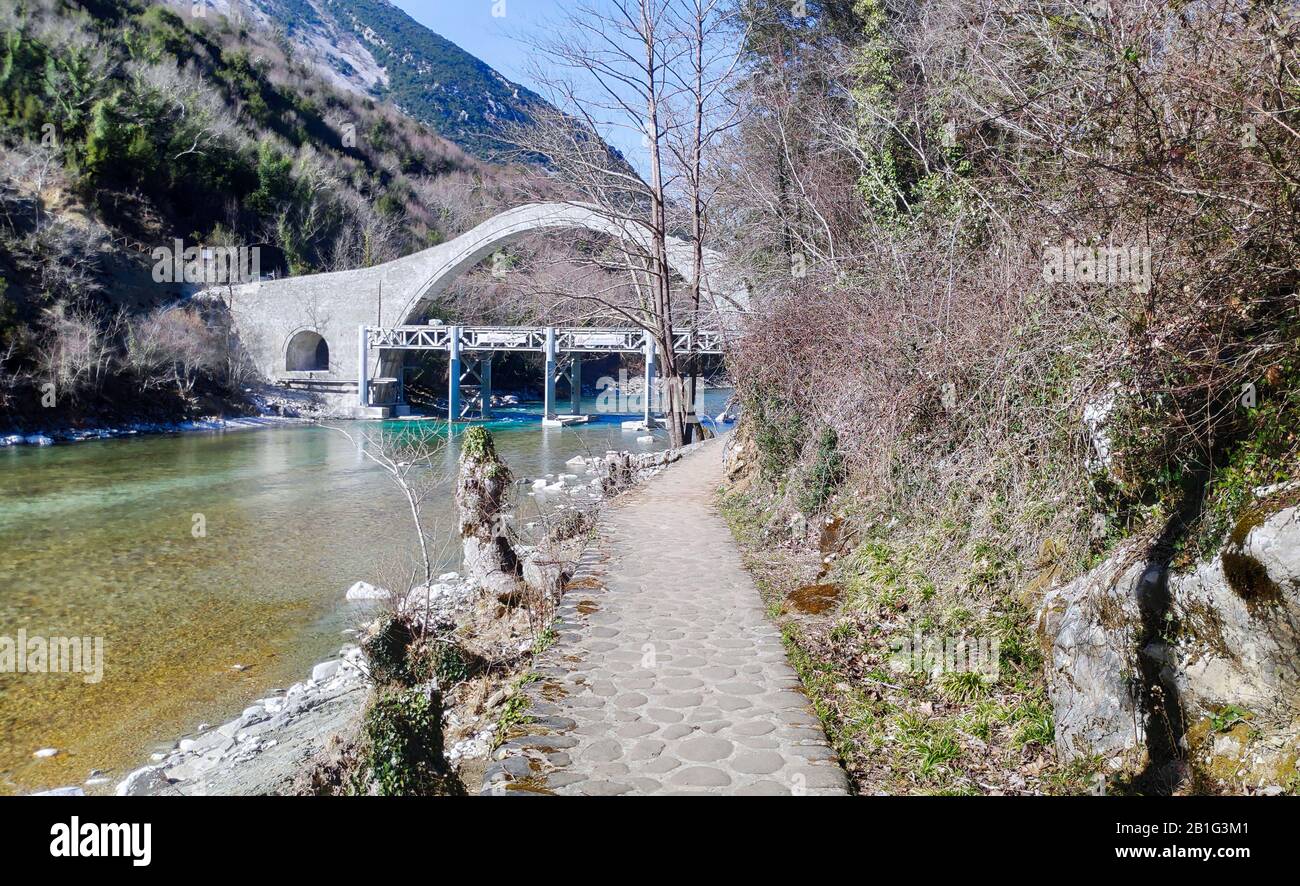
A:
[286,330,329,372]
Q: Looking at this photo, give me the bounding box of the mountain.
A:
[1,0,562,426]
[1,0,540,322]
[205,0,579,162]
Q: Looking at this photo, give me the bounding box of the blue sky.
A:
[391,1,645,166]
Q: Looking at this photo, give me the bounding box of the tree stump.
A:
[455,427,519,595]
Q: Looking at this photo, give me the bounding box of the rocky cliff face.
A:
[188,0,614,163]
[1038,502,1300,792]
[1037,556,1149,769]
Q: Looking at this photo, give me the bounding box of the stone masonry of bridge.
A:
[484,438,851,796]
[199,202,744,407]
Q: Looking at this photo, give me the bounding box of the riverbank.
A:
[0,385,330,446]
[110,572,479,796]
[87,441,706,796]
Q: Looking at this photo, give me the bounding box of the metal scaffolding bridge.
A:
[358,324,725,424]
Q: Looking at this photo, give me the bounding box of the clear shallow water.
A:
[0,392,732,794]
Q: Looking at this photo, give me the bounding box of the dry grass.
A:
[719,479,1099,795]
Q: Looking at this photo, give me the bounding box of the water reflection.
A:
[0,392,732,792]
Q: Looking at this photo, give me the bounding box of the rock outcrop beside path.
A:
[1038,503,1300,790]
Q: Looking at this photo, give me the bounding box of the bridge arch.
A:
[206,201,746,408]
[389,202,732,328]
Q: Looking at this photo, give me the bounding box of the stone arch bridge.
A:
[201,202,744,418]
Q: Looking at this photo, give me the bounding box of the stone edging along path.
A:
[483,437,851,796]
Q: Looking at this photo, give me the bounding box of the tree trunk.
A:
[405,490,432,586]
[643,5,686,448]
[455,428,519,595]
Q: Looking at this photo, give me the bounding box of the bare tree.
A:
[127,59,240,160]
[326,423,450,588]
[33,302,122,404]
[125,304,238,399]
[504,0,740,446]
[663,0,746,438]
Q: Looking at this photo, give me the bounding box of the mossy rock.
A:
[359,686,464,796]
[459,426,511,483]
[361,613,417,685]
[460,426,498,461]
[1221,547,1284,607]
[408,638,482,688]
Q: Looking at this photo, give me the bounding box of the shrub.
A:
[0,276,17,348]
[125,305,226,398]
[745,389,805,483]
[407,637,477,688]
[798,426,846,514]
[31,302,121,404]
[359,685,459,796]
[360,613,417,686]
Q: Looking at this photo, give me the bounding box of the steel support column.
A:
[357,324,369,408]
[543,327,557,419]
[643,333,657,427]
[569,356,582,415]
[480,355,492,420]
[448,325,462,421]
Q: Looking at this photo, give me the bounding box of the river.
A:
[0,391,733,794]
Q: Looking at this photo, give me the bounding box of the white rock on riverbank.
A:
[311,660,342,682]
[402,582,473,621]
[116,765,175,796]
[345,580,391,601]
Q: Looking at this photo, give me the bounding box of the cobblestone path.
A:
[484,439,851,796]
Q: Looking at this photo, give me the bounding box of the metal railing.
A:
[365,324,724,355]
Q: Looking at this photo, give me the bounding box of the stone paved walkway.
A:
[484,438,850,796]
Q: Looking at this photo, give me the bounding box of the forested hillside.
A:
[201,0,609,164]
[0,0,543,426]
[717,0,1300,795]
[310,0,547,160]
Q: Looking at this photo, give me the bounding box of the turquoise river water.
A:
[0,392,732,794]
